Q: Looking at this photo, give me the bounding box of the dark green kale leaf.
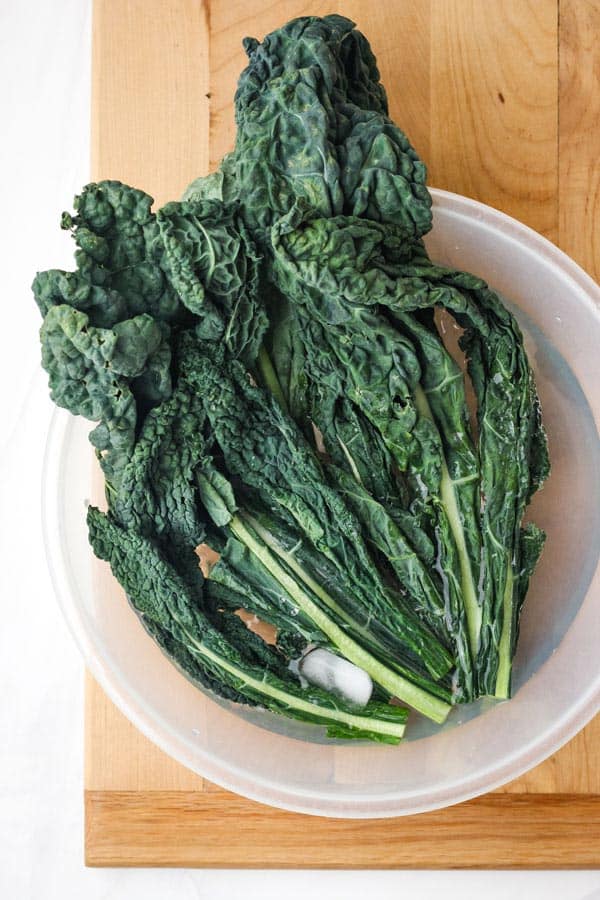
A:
[327,465,452,643]
[186,15,431,243]
[34,184,271,492]
[270,312,436,564]
[178,333,453,686]
[87,505,408,743]
[40,305,163,485]
[260,283,310,430]
[60,181,183,323]
[130,321,173,414]
[104,331,451,719]
[268,207,548,698]
[32,268,127,329]
[253,226,474,696]
[109,376,209,548]
[33,181,184,487]
[157,199,267,365]
[207,535,326,647]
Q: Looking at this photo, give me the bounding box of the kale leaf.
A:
[35,14,550,742]
[88,506,408,743]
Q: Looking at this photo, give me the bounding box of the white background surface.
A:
[1,1,599,897]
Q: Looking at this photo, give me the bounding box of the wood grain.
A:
[85,674,204,792]
[92,0,210,203]
[559,0,600,279]
[85,791,600,868]
[430,0,559,239]
[86,0,600,868]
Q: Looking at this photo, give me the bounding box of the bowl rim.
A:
[42,187,600,818]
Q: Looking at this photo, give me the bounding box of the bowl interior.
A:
[43,189,600,817]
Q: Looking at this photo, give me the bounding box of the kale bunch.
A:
[34,15,548,742]
[186,14,549,700]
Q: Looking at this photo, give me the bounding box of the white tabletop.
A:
[1,1,599,896]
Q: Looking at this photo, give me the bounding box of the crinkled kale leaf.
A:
[34,14,549,742]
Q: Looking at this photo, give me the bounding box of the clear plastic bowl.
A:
[42,189,600,817]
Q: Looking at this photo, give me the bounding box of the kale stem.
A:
[229,513,451,723]
[494,559,514,698]
[414,385,482,657]
[256,345,289,414]
[242,510,384,643]
[189,642,407,740]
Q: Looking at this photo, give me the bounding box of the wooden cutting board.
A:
[86,0,600,867]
